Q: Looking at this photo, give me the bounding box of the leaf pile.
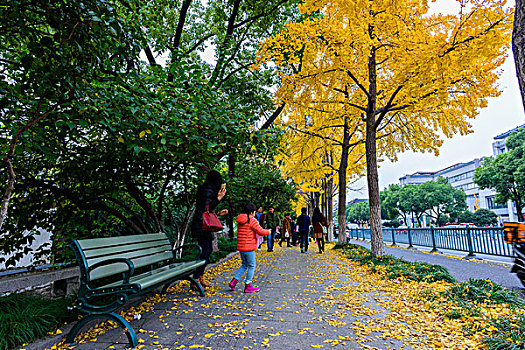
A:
[336,243,455,283]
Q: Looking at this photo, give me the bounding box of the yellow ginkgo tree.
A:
[257,0,513,255]
[277,104,366,243]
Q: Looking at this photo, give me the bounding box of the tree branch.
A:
[168,0,194,82]
[260,103,286,129]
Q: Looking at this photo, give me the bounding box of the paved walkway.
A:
[38,241,510,350]
[348,239,523,290]
[42,245,408,350]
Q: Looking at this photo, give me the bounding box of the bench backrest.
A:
[71,233,173,282]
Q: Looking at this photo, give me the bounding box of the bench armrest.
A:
[87,258,135,284]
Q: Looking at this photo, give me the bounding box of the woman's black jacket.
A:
[191,183,220,240]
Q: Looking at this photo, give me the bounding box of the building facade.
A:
[398,124,525,224]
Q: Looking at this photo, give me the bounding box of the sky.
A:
[349,0,525,199]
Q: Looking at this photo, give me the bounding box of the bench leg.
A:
[161,276,205,297]
[65,313,138,347]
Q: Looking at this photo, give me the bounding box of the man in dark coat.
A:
[264,206,281,252]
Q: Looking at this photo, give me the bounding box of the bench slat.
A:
[83,241,172,259]
[78,233,167,250]
[102,261,205,290]
[86,245,172,269]
[89,252,174,281]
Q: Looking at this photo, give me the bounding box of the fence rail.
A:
[347,227,514,257]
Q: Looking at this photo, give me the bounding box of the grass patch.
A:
[483,314,525,350]
[444,278,523,306]
[424,278,524,320]
[336,243,455,283]
[0,294,78,350]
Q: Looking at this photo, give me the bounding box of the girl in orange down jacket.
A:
[228,203,270,293]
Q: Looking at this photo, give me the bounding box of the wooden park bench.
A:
[66,233,206,347]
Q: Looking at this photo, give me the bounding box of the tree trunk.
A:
[228,153,235,239]
[0,103,60,230]
[366,48,385,256]
[321,179,327,217]
[327,176,334,241]
[516,197,524,222]
[0,158,15,231]
[338,118,351,244]
[514,0,525,113]
[174,206,195,256]
[366,124,384,256]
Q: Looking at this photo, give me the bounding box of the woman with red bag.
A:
[191,170,228,289]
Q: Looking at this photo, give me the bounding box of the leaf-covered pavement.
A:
[41,243,521,350]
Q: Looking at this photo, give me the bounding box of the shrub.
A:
[0,294,78,350]
[210,237,237,263]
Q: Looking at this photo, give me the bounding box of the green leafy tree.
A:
[474,129,525,222]
[0,0,148,264]
[226,158,296,215]
[437,214,451,227]
[381,184,426,227]
[420,178,467,226]
[474,209,498,226]
[347,201,370,224]
[457,211,476,224]
[1,0,304,266]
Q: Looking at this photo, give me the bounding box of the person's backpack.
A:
[297,215,310,232]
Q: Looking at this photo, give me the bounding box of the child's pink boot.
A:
[228,278,238,291]
[244,283,259,293]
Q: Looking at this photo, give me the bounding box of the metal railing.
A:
[347,227,513,257]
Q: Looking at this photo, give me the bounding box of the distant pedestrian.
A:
[296,207,311,253]
[312,207,328,253]
[290,216,298,246]
[255,206,264,223]
[265,206,281,252]
[229,203,270,293]
[280,213,293,247]
[255,206,265,250]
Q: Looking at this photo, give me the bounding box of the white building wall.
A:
[0,229,52,270]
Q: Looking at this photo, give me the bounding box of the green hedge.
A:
[209,237,238,263]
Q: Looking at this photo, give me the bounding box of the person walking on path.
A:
[255,206,264,223]
[191,170,228,289]
[290,216,298,246]
[280,213,293,247]
[312,207,328,253]
[296,207,311,253]
[265,206,281,252]
[229,203,270,293]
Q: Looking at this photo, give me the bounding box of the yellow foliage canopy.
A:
[258,0,513,170]
[258,0,512,252]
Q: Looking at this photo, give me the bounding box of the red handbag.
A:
[202,205,223,232]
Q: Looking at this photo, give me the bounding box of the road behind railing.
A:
[347,227,514,257]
